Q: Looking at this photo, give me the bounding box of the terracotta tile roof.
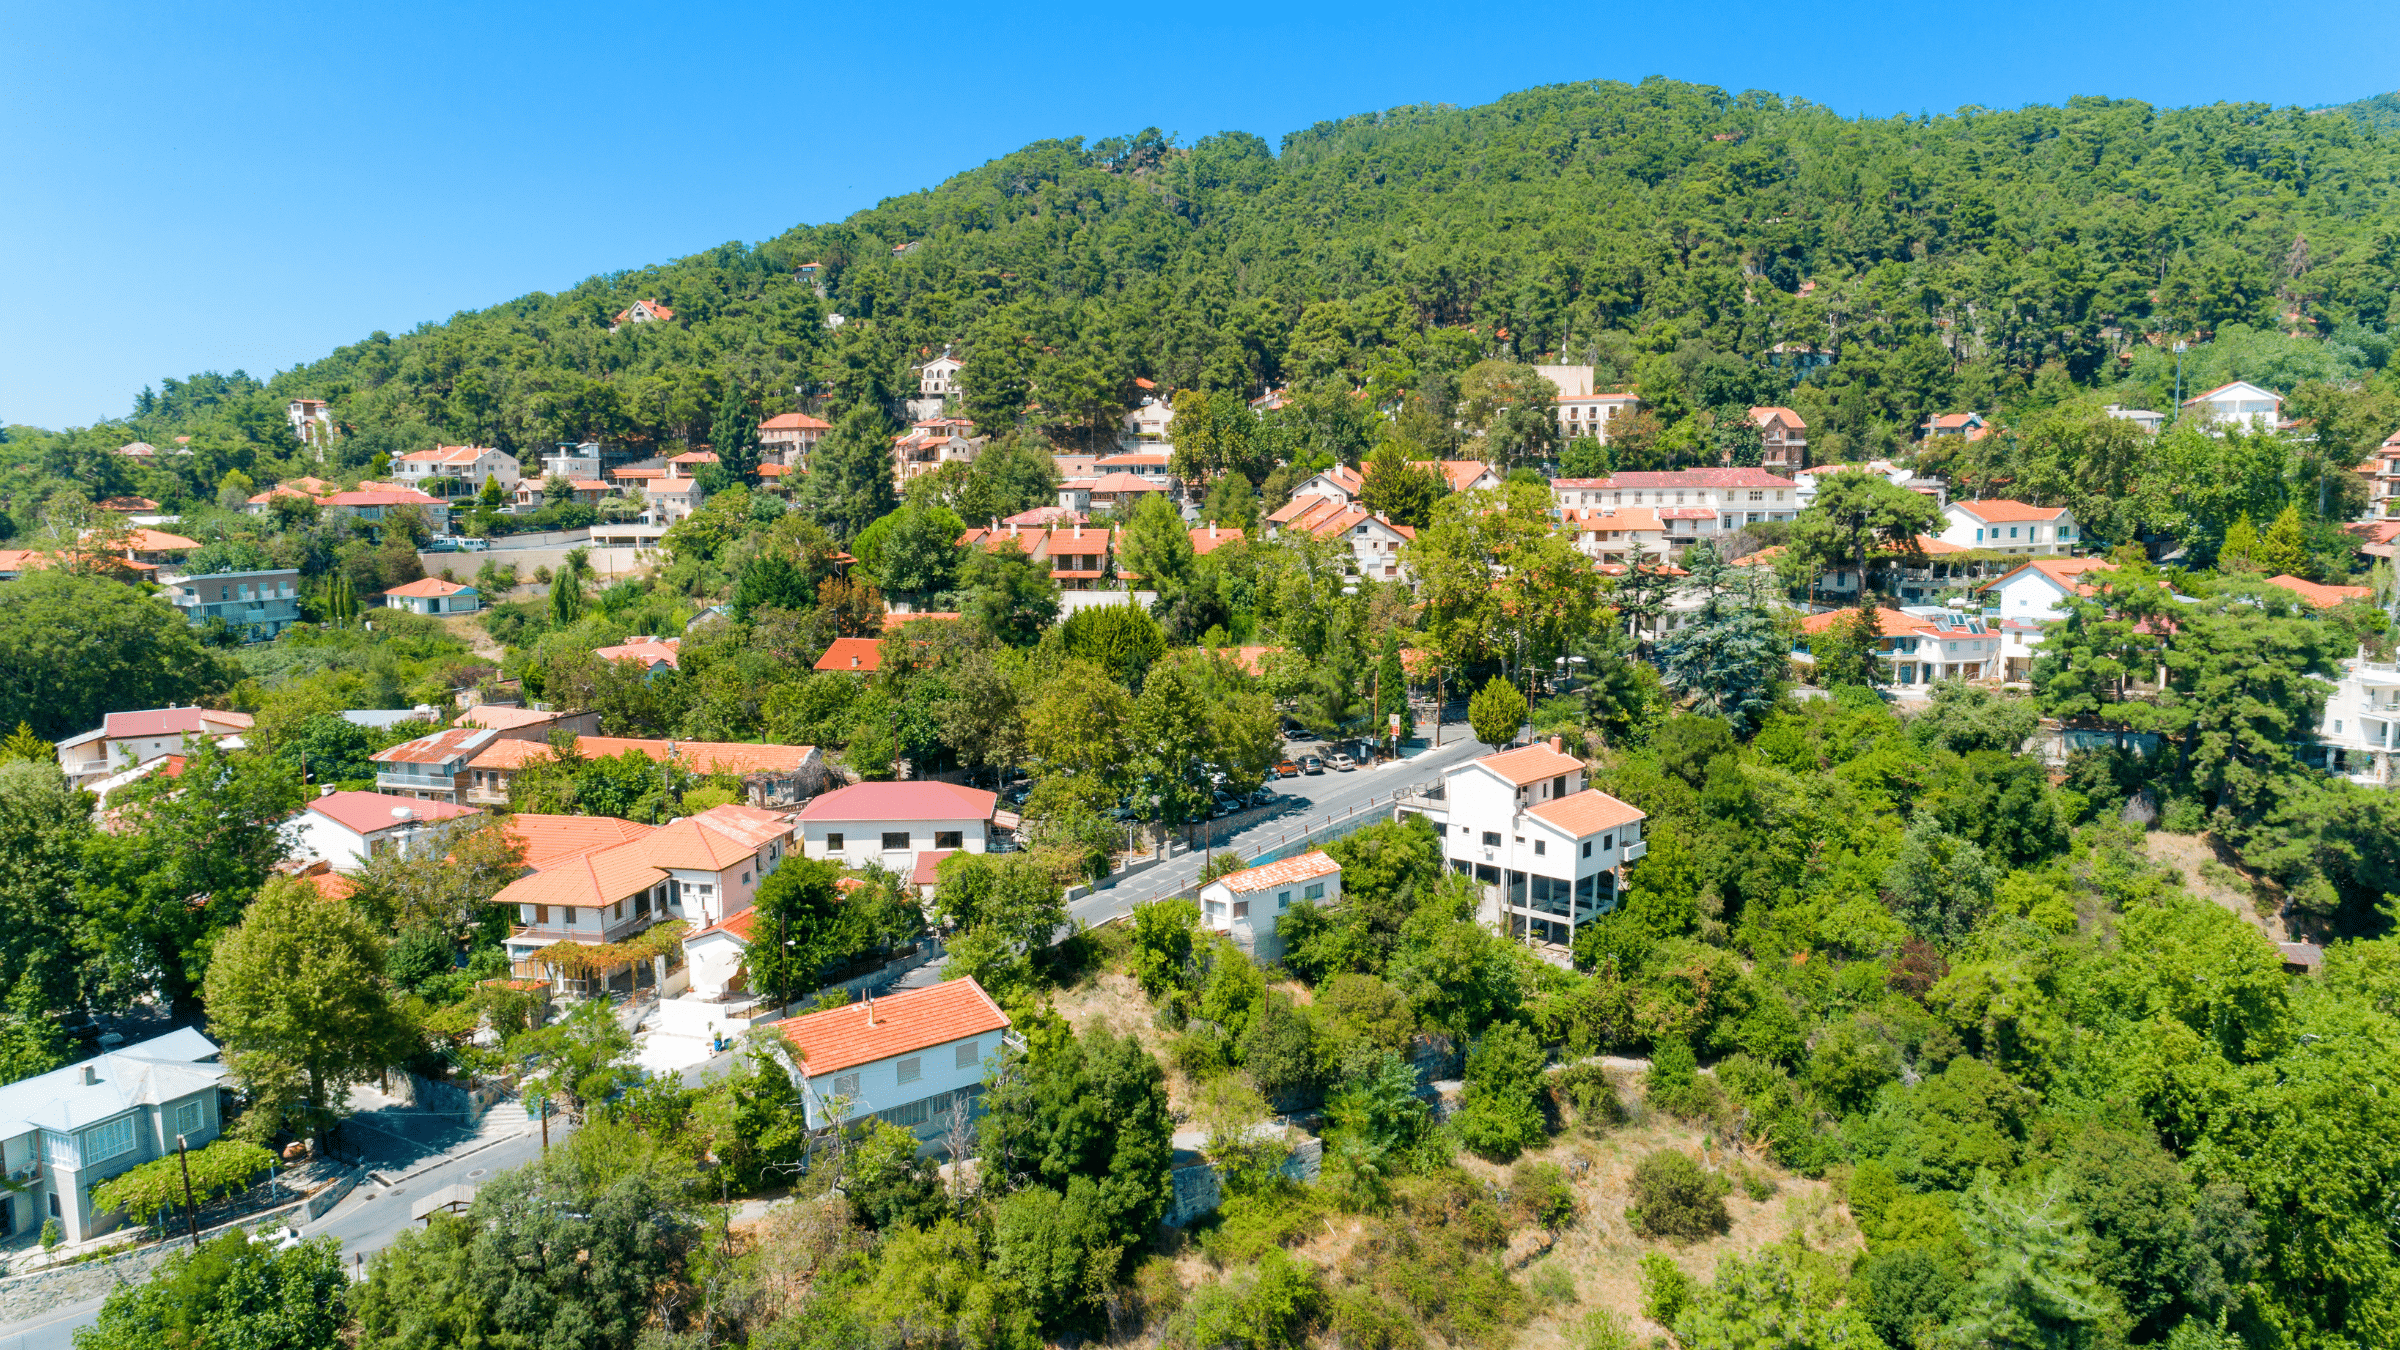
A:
[641,806,794,870]
[320,488,443,508]
[1799,606,1936,636]
[371,726,498,766]
[592,636,681,669]
[772,977,1011,1077]
[456,705,569,731]
[815,637,884,672]
[505,814,657,870]
[101,708,253,739]
[111,528,198,552]
[306,791,480,836]
[1096,451,1171,467]
[1950,499,2068,524]
[1562,507,1665,533]
[492,843,666,911]
[1926,412,1982,429]
[760,413,832,431]
[1992,557,2116,596]
[1212,850,1339,894]
[689,907,759,943]
[573,738,819,776]
[383,577,475,599]
[669,451,720,465]
[468,738,560,771]
[1423,461,1495,492]
[1087,472,1169,494]
[397,445,500,465]
[1190,524,1245,555]
[2262,574,2374,609]
[1553,469,1793,490]
[1473,741,1583,786]
[1526,789,1646,837]
[797,781,997,824]
[1747,406,1806,430]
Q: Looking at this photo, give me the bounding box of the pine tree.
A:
[0,721,52,765]
[799,406,899,541]
[2218,514,2261,572]
[2257,503,2310,577]
[1468,675,1528,748]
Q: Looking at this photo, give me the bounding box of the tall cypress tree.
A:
[711,384,762,486]
[799,405,900,542]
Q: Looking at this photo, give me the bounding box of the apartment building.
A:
[1398,739,1648,951]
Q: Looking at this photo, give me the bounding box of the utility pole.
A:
[539,1097,550,1153]
[2172,341,2188,424]
[175,1134,199,1243]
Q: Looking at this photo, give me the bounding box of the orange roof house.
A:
[772,977,1012,1129]
[2260,574,2373,609]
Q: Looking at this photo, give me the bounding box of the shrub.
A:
[1452,1022,1550,1161]
[1550,1063,1627,1132]
[1525,1259,1576,1307]
[1626,1151,1729,1242]
[1197,1185,1328,1267]
[1511,1160,1576,1229]
[1638,1251,1693,1326]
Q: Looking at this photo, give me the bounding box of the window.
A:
[1551,775,1566,798]
[1603,834,1613,850]
[881,831,910,851]
[825,833,843,851]
[533,904,549,925]
[1582,841,1591,858]
[173,1100,202,1137]
[955,1041,979,1070]
[1232,900,1249,919]
[934,831,963,850]
[1304,882,1325,901]
[831,1072,860,1099]
[82,1115,137,1164]
[898,1057,922,1085]
[1482,831,1501,847]
[2009,527,2020,538]
[1534,840,1547,856]
[740,872,750,886]
[1278,891,1291,909]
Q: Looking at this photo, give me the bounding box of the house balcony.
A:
[1621,838,1647,863]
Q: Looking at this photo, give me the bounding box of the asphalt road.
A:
[0,1120,558,1349]
[1063,722,1492,928]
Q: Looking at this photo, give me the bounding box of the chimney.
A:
[82,1065,97,1086]
[863,996,875,1026]
[1550,736,1563,754]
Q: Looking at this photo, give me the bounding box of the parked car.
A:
[1301,755,1325,775]
[1248,787,1279,808]
[1213,793,1245,816]
[1000,782,1032,806]
[1284,724,1318,741]
[1274,759,1301,778]
[1328,752,1357,772]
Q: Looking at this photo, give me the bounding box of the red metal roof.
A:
[815,637,884,672]
[797,781,997,823]
[100,707,253,740]
[1211,850,1339,895]
[370,726,498,765]
[772,977,1011,1077]
[307,791,480,836]
[1949,499,2068,523]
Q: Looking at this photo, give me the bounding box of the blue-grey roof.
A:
[0,1027,226,1138]
[341,707,439,729]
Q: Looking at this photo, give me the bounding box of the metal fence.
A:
[1136,777,1449,905]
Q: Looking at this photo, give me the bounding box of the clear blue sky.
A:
[5,0,2397,431]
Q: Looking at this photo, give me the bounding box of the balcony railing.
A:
[1622,838,1648,863]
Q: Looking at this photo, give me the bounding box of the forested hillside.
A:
[14,76,2400,522]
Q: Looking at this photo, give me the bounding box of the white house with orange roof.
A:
[393,445,520,496]
[1748,407,1808,470]
[371,726,500,803]
[381,576,481,615]
[464,735,820,808]
[288,790,482,871]
[1267,496,1417,585]
[773,976,1013,1148]
[1397,738,1647,951]
[1938,500,2078,555]
[609,299,676,331]
[1558,506,1670,566]
[796,781,1000,873]
[760,412,831,467]
[895,417,985,487]
[1197,851,1340,963]
[53,707,255,789]
[316,486,450,534]
[1796,606,2004,688]
[2261,574,2374,610]
[1121,397,1175,448]
[591,634,682,675]
[496,803,800,996]
[2180,380,2282,434]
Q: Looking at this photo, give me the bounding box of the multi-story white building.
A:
[1980,557,2119,681]
[1197,851,1340,963]
[1398,739,1647,951]
[1265,497,1417,584]
[289,790,484,871]
[286,398,333,459]
[1554,392,1643,442]
[2311,657,2400,787]
[1937,500,2077,555]
[393,445,521,497]
[2361,430,2400,521]
[1795,606,2003,687]
[906,353,965,421]
[894,418,985,488]
[775,977,1014,1152]
[760,413,831,468]
[1550,470,1799,550]
[1793,460,1947,509]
